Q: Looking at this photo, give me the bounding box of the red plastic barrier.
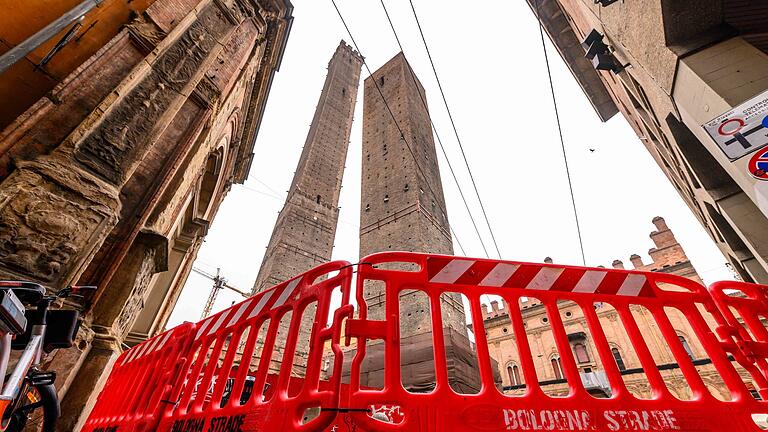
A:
[709,280,768,398]
[83,252,768,432]
[81,322,196,432]
[335,252,768,431]
[153,260,353,431]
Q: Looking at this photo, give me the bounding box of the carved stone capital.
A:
[126,13,168,53]
[176,217,210,252]
[90,324,116,338]
[137,229,170,273]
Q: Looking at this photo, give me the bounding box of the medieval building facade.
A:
[480,217,755,400]
[528,0,768,284]
[0,0,293,429]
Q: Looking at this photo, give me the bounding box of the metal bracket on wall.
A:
[0,0,102,75]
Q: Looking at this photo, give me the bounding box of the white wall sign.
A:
[703,89,768,161]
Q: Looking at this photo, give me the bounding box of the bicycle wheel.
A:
[2,382,59,432]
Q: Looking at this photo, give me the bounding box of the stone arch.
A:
[196,146,225,219]
[127,108,242,342]
[608,343,628,370]
[195,109,239,221]
[504,361,522,386]
[549,352,564,380]
[675,330,696,359]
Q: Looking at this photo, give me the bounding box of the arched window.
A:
[506,364,522,386]
[679,335,694,359]
[316,195,321,204]
[611,348,626,371]
[551,356,564,380]
[196,149,224,219]
[573,343,590,363]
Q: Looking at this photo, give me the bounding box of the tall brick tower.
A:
[253,41,363,294]
[357,53,481,392]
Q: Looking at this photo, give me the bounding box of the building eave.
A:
[234,0,294,183]
[524,0,619,122]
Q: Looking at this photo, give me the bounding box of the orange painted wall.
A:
[0,0,154,127]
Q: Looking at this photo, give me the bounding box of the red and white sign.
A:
[703,89,768,160]
[748,147,768,181]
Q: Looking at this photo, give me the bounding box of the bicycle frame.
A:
[0,300,49,423]
[0,328,44,396]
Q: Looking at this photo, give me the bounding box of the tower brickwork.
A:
[354,53,485,393]
[359,52,466,336]
[253,41,363,294]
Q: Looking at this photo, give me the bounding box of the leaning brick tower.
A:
[253,41,363,294]
[357,52,480,392]
[252,41,362,373]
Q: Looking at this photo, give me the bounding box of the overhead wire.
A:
[379,0,489,259]
[407,0,503,260]
[329,0,467,255]
[239,183,359,227]
[532,0,587,266]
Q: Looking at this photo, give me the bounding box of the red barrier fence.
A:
[82,322,196,431]
[337,252,768,431]
[83,252,768,432]
[82,260,353,432]
[709,280,768,395]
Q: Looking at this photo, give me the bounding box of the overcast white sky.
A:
[167,0,734,327]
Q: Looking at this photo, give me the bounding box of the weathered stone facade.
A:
[529,0,768,283]
[0,0,293,429]
[253,41,363,294]
[480,217,756,400]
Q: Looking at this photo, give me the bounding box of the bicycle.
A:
[0,281,95,432]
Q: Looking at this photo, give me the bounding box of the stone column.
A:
[60,231,167,431]
[127,219,206,344]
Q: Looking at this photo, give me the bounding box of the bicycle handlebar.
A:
[55,285,97,299]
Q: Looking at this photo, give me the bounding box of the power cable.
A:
[532,0,587,266]
[251,176,285,198]
[329,0,467,255]
[379,0,489,259]
[407,0,503,260]
[378,0,497,311]
[239,184,359,227]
